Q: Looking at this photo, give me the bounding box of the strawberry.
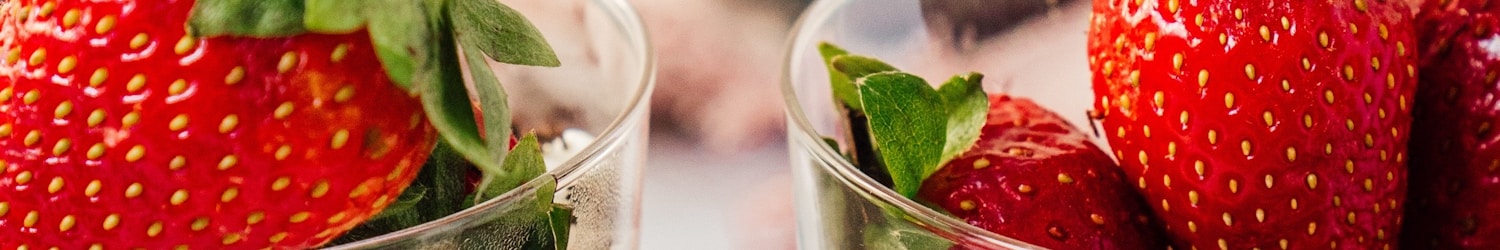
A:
[918,94,1165,249]
[1402,0,1500,248]
[0,1,434,248]
[0,0,563,248]
[1087,0,1416,248]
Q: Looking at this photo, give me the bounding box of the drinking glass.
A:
[784,0,1092,248]
[328,0,654,248]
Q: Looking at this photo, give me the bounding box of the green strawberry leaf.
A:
[821,45,903,186]
[187,0,307,37]
[818,42,863,110]
[415,3,509,177]
[862,221,956,250]
[858,72,946,197]
[547,204,575,250]
[303,0,366,33]
[365,185,427,222]
[821,136,842,152]
[413,140,474,219]
[460,175,564,249]
[451,0,561,67]
[936,73,987,165]
[469,133,547,206]
[418,47,502,175]
[831,55,898,80]
[461,42,516,169]
[513,177,562,250]
[819,42,990,199]
[525,178,566,250]
[364,0,436,90]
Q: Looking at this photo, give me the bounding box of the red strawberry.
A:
[0,1,434,249]
[918,94,1164,249]
[1087,0,1415,249]
[1403,0,1500,248]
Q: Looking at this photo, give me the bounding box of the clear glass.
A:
[784,0,1092,249]
[327,0,654,248]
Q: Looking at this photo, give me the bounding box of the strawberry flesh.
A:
[1403,0,1500,248]
[918,94,1164,249]
[0,1,434,249]
[1088,0,1415,248]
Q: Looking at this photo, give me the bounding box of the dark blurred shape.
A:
[922,0,1071,44]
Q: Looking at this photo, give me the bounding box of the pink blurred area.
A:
[636,0,803,153]
[628,0,805,249]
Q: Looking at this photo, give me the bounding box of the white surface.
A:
[640,133,796,250]
[543,129,600,171]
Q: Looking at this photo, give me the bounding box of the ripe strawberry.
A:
[0,1,434,249]
[918,94,1164,249]
[1087,0,1416,249]
[1403,0,1500,248]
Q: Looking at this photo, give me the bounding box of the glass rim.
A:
[779,0,1044,248]
[329,0,656,247]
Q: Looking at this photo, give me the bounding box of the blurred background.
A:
[633,0,809,249]
[631,0,1093,248]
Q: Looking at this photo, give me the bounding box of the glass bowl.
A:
[783,0,1092,248]
[327,0,654,248]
